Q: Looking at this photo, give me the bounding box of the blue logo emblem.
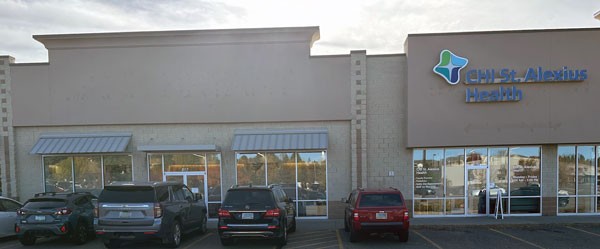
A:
[433,50,469,85]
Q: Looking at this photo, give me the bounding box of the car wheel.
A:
[199,215,208,234]
[349,228,360,243]
[103,239,121,249]
[288,217,297,233]
[398,230,409,242]
[166,221,182,248]
[220,237,234,246]
[72,221,89,244]
[19,233,36,246]
[277,222,288,246]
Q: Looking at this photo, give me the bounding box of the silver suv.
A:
[94,182,207,248]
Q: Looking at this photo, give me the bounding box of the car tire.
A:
[19,233,36,246]
[220,237,234,246]
[166,221,182,248]
[103,240,121,249]
[349,229,360,243]
[398,230,409,242]
[277,222,288,246]
[288,217,297,233]
[72,221,89,245]
[199,215,208,234]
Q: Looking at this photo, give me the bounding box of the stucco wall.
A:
[11,29,351,127]
[407,28,600,148]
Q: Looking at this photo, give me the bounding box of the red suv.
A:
[343,188,409,242]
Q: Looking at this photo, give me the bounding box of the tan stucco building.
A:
[1,26,599,219]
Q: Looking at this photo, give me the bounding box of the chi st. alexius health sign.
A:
[433,50,588,103]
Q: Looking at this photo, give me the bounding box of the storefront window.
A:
[235,151,328,218]
[236,153,265,185]
[44,155,132,195]
[267,153,296,199]
[445,149,464,215]
[44,156,73,193]
[74,156,102,194]
[103,155,133,185]
[149,154,163,181]
[414,146,542,216]
[558,146,599,214]
[509,147,541,214]
[164,154,205,172]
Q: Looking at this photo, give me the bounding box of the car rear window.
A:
[99,186,155,203]
[24,199,67,209]
[222,190,275,208]
[359,194,403,207]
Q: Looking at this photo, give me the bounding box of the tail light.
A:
[264,208,280,217]
[218,209,231,218]
[15,225,20,233]
[94,206,99,218]
[60,224,67,233]
[403,211,409,222]
[16,209,25,216]
[55,208,72,215]
[353,211,359,221]
[154,203,163,218]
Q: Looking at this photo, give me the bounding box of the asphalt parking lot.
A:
[0,224,598,249]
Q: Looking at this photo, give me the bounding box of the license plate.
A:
[34,215,45,221]
[376,212,387,219]
[242,213,253,219]
[119,212,131,218]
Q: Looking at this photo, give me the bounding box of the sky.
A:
[1,0,600,63]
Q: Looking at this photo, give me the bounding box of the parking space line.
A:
[181,232,213,249]
[288,235,337,244]
[285,240,336,249]
[292,233,337,240]
[489,228,546,249]
[413,230,443,249]
[314,245,339,249]
[566,226,600,237]
[335,229,343,249]
[295,230,330,236]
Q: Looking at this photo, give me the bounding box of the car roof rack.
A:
[268,184,281,189]
[34,192,57,197]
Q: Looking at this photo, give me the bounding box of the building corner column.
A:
[0,56,17,199]
[350,51,367,189]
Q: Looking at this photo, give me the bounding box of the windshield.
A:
[222,190,275,209]
[99,186,155,203]
[24,199,67,209]
[359,194,403,207]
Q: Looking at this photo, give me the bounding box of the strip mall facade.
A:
[0,26,599,218]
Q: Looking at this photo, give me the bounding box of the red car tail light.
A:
[154,203,163,218]
[353,211,359,221]
[264,208,280,217]
[15,225,20,233]
[60,224,67,233]
[54,208,72,215]
[218,209,231,218]
[403,211,409,222]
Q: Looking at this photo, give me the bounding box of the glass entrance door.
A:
[466,167,488,215]
[164,172,207,205]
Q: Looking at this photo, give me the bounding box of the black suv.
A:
[16,192,96,246]
[94,181,207,248]
[218,184,296,246]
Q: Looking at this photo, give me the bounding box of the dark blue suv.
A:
[16,192,96,245]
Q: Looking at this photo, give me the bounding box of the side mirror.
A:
[195,193,203,201]
[341,198,348,203]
